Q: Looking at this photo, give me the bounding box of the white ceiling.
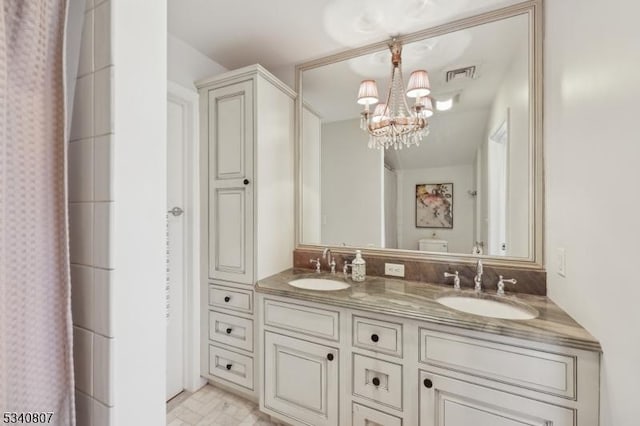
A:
[168,0,525,78]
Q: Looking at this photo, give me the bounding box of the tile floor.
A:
[166,384,280,426]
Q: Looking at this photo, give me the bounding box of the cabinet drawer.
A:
[208,284,253,313]
[263,299,340,341]
[208,345,253,390]
[209,311,254,352]
[419,328,576,399]
[353,354,403,410]
[353,403,402,426]
[353,316,403,358]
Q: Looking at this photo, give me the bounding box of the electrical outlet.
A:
[557,248,566,277]
[385,263,405,277]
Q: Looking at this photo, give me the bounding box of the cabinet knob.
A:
[225,328,232,334]
[243,179,250,185]
[372,377,380,387]
[226,364,232,370]
[370,334,379,343]
[224,296,231,303]
[423,378,433,389]
[326,353,334,361]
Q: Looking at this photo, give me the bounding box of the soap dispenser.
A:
[351,250,366,282]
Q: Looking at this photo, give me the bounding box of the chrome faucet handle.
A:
[497,275,518,296]
[474,259,484,292]
[444,271,460,290]
[343,261,353,277]
[310,258,321,273]
[330,259,337,274]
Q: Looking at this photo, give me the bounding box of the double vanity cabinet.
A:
[255,270,601,426]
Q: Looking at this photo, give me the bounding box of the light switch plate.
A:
[385,263,405,277]
[557,248,566,277]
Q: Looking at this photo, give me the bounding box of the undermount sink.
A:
[288,278,351,291]
[436,293,539,320]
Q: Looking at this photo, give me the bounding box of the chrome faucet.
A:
[310,258,321,273]
[323,248,336,274]
[497,275,517,296]
[474,260,483,292]
[444,271,460,290]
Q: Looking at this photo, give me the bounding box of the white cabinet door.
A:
[207,80,254,284]
[419,371,574,426]
[264,332,338,426]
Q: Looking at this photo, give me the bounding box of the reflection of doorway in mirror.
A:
[488,114,509,256]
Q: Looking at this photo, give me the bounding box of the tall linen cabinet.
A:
[197,65,295,400]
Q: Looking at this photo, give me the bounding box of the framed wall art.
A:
[416,183,453,228]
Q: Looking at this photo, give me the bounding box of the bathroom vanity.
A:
[255,270,600,426]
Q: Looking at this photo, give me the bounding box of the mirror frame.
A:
[294,0,544,270]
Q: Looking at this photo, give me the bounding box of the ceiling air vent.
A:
[445,65,477,82]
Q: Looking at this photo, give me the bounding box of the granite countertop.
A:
[255,268,601,352]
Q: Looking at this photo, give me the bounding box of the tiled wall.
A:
[68,0,114,424]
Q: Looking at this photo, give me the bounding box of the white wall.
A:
[301,107,322,244]
[321,118,383,247]
[167,34,227,89]
[112,1,167,425]
[545,0,640,424]
[384,167,398,249]
[481,37,529,257]
[397,165,474,253]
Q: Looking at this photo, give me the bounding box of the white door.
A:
[166,98,186,401]
[488,119,508,256]
[419,371,574,426]
[264,332,339,426]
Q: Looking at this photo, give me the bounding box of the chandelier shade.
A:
[358,39,432,150]
[356,80,379,106]
[406,70,431,98]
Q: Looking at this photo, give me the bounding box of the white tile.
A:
[78,10,93,76]
[93,335,114,406]
[68,139,94,202]
[75,390,92,425]
[92,399,112,426]
[73,327,93,395]
[94,135,113,201]
[71,265,94,329]
[93,202,114,269]
[69,203,94,266]
[94,1,111,70]
[94,67,113,136]
[70,74,94,141]
[93,269,113,337]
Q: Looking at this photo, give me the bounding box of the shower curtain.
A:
[0,1,75,425]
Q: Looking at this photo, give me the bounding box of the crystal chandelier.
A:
[357,39,433,150]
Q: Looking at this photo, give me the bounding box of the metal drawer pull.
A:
[225,328,232,334]
[225,364,232,370]
[372,377,380,386]
[370,334,379,342]
[423,378,433,389]
[224,296,231,302]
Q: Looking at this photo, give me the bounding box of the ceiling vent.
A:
[445,65,477,82]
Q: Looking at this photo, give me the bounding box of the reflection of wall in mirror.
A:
[397,165,475,253]
[478,35,530,258]
[321,118,384,248]
[301,106,322,244]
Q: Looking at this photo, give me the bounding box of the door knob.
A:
[243,179,250,185]
[370,334,379,343]
[423,378,433,389]
[372,377,380,386]
[326,353,334,361]
[168,206,184,216]
[224,296,231,303]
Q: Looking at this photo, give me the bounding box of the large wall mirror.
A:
[296,1,543,268]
